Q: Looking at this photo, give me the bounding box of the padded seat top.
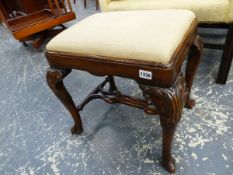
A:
[46,10,196,64]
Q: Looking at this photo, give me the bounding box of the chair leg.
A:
[96,0,99,10]
[141,75,186,173]
[46,68,83,134]
[84,0,87,8]
[185,35,203,109]
[22,41,28,47]
[216,25,233,84]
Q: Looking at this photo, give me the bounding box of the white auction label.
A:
[139,70,152,80]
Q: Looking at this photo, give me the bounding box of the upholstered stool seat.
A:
[47,10,195,64]
[45,10,203,173]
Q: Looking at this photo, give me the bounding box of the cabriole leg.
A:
[141,75,187,173]
[185,35,203,109]
[46,68,83,134]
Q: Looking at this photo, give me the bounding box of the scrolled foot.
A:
[185,98,196,109]
[71,125,83,135]
[161,157,176,173]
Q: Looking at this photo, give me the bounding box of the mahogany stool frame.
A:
[45,20,203,173]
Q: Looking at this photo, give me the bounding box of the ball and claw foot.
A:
[161,157,176,174]
[70,125,83,135]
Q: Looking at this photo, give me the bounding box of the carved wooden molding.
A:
[140,74,187,129]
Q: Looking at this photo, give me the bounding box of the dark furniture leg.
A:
[84,0,99,10]
[84,0,87,8]
[96,0,99,10]
[216,25,233,84]
[185,35,203,109]
[141,75,187,173]
[46,68,83,134]
[22,41,28,47]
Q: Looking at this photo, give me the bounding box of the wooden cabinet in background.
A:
[0,0,76,48]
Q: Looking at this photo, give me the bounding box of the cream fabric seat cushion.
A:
[106,0,229,23]
[47,10,195,64]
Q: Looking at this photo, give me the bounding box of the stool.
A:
[45,10,203,173]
